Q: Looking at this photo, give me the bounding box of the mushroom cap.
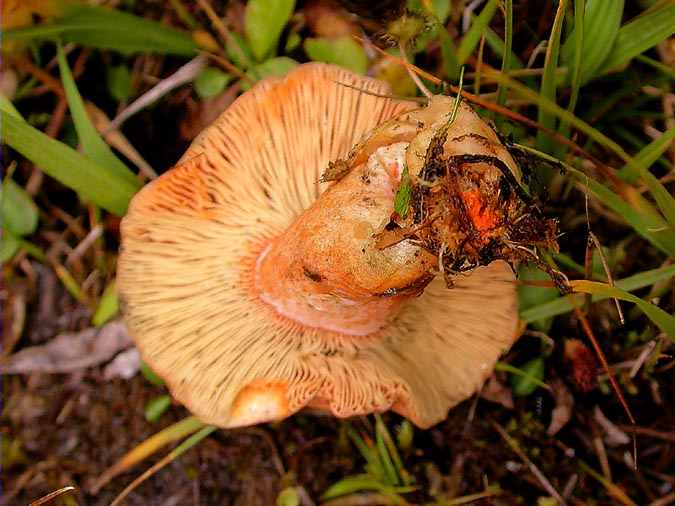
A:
[118,63,519,429]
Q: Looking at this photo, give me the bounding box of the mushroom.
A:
[118,63,546,429]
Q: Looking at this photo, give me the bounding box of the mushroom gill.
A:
[118,63,537,429]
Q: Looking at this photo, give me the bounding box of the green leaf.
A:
[107,64,133,102]
[194,67,232,99]
[1,111,137,216]
[456,0,499,65]
[618,127,675,182]
[245,0,296,61]
[1,180,38,236]
[0,228,21,263]
[276,487,300,506]
[561,0,624,84]
[242,57,299,91]
[4,5,198,56]
[57,43,139,188]
[488,77,675,236]
[598,3,675,75]
[495,0,513,108]
[304,36,368,75]
[92,281,119,327]
[520,264,675,323]
[141,362,166,387]
[536,0,567,153]
[321,475,416,501]
[509,357,545,397]
[145,395,172,422]
[518,264,559,330]
[394,166,412,218]
[570,280,675,338]
[374,416,399,486]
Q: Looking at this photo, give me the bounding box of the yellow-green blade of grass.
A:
[520,264,675,323]
[4,5,197,56]
[0,111,136,216]
[57,43,139,189]
[92,280,119,327]
[456,0,499,65]
[321,475,416,502]
[561,0,624,85]
[598,3,675,76]
[373,415,400,486]
[536,0,567,153]
[91,416,206,494]
[495,0,513,108]
[618,126,675,182]
[492,74,675,231]
[557,0,584,153]
[570,279,675,338]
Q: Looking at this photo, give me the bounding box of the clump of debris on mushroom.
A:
[118,63,557,429]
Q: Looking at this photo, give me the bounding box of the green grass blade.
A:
[4,5,197,56]
[491,73,675,230]
[520,265,675,323]
[618,127,675,182]
[1,112,136,216]
[561,0,624,85]
[321,475,416,501]
[484,27,523,70]
[515,144,675,256]
[374,415,400,486]
[598,3,675,75]
[495,0,513,108]
[456,0,499,65]
[635,54,675,80]
[1,180,38,236]
[438,25,460,80]
[571,280,675,338]
[557,0,584,148]
[56,43,139,188]
[346,424,384,482]
[536,0,567,153]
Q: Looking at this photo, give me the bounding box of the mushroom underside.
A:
[118,63,519,429]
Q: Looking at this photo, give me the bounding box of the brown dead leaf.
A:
[0,320,131,374]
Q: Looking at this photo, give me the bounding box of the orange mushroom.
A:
[118,63,554,429]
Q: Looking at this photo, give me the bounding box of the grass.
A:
[2,1,674,504]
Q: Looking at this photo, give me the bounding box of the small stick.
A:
[491,420,566,504]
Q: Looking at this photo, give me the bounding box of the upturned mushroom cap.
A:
[118,63,519,429]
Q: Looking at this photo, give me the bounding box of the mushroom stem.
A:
[255,141,436,336]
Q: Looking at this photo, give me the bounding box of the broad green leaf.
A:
[561,0,624,84]
[1,111,137,216]
[1,180,38,236]
[598,4,675,75]
[0,228,20,263]
[304,37,368,75]
[520,264,675,322]
[194,67,233,99]
[536,0,567,153]
[242,57,299,91]
[570,280,675,338]
[245,0,296,61]
[457,0,499,65]
[145,395,172,422]
[618,127,675,182]
[57,43,139,188]
[92,281,119,327]
[107,65,133,102]
[225,31,255,70]
[4,5,198,56]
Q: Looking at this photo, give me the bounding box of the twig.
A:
[491,420,566,505]
[106,55,207,133]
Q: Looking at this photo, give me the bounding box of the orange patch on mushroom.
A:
[461,189,499,231]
